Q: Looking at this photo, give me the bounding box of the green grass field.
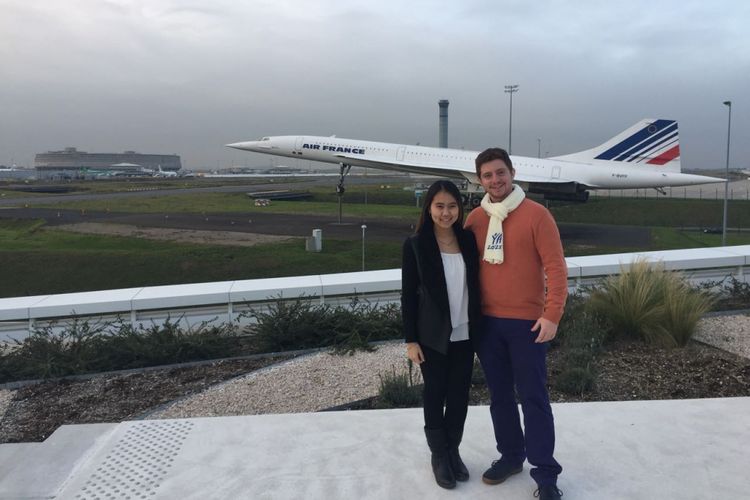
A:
[0,190,47,199]
[27,188,750,229]
[30,191,422,220]
[0,219,401,297]
[4,193,750,298]
[550,198,750,229]
[3,221,749,299]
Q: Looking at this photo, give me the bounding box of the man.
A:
[464,148,567,500]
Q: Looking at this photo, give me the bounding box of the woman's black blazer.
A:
[401,226,482,355]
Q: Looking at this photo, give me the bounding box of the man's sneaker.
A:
[534,485,563,500]
[481,459,523,485]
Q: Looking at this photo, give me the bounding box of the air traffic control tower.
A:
[438,99,449,148]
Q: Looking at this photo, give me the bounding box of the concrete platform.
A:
[1,398,749,499]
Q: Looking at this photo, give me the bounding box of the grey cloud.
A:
[0,0,747,171]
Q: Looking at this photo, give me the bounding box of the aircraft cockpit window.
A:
[260,137,270,141]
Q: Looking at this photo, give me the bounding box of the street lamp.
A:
[537,138,541,159]
[504,84,519,154]
[722,100,732,246]
[361,224,367,271]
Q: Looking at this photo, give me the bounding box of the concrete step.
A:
[49,398,750,500]
[0,423,118,499]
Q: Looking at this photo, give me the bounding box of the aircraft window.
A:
[260,137,270,141]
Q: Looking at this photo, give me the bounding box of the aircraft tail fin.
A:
[553,119,681,172]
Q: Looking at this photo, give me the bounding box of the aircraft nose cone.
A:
[226,142,248,150]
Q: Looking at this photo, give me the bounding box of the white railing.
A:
[1,246,748,341]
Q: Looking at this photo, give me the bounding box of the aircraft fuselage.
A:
[228,135,724,191]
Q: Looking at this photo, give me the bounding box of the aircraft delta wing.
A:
[227,119,725,202]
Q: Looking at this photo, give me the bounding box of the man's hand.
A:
[406,342,425,364]
[531,317,558,343]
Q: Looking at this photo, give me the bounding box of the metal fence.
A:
[590,180,750,201]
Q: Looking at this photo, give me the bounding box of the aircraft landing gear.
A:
[337,163,352,224]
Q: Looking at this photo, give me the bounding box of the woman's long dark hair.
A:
[416,180,465,234]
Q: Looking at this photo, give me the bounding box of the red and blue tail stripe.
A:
[595,119,680,165]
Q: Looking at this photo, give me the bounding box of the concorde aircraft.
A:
[227,119,725,202]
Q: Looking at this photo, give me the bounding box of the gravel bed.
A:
[694,313,750,358]
[151,314,750,419]
[151,342,418,419]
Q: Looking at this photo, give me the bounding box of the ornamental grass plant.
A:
[587,259,714,347]
[660,281,715,347]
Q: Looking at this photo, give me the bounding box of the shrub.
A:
[699,276,750,311]
[720,277,750,310]
[376,361,422,408]
[587,260,712,347]
[0,318,108,381]
[245,297,335,353]
[556,295,608,349]
[553,310,605,396]
[246,297,402,355]
[0,317,241,383]
[555,366,595,395]
[98,318,239,369]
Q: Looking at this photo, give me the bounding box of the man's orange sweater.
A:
[465,198,568,325]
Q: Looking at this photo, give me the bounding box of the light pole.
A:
[537,138,541,158]
[504,84,519,154]
[361,224,367,271]
[722,100,732,246]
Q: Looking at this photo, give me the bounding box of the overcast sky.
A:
[1,0,748,171]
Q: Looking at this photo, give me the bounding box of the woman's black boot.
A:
[446,429,470,481]
[424,427,456,489]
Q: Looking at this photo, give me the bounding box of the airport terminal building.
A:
[34,147,182,179]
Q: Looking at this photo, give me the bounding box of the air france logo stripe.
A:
[595,119,678,162]
[595,119,676,160]
[630,135,679,163]
[618,133,678,163]
[613,128,677,162]
[646,145,680,165]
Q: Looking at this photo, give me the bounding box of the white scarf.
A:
[480,184,526,264]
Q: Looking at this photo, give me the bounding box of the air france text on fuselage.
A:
[303,144,365,154]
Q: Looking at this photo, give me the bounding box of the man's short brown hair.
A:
[475,148,514,177]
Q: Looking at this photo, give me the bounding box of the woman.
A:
[401,179,481,489]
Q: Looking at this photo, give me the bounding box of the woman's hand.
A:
[406,342,425,365]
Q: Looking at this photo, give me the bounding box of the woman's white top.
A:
[440,252,470,342]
